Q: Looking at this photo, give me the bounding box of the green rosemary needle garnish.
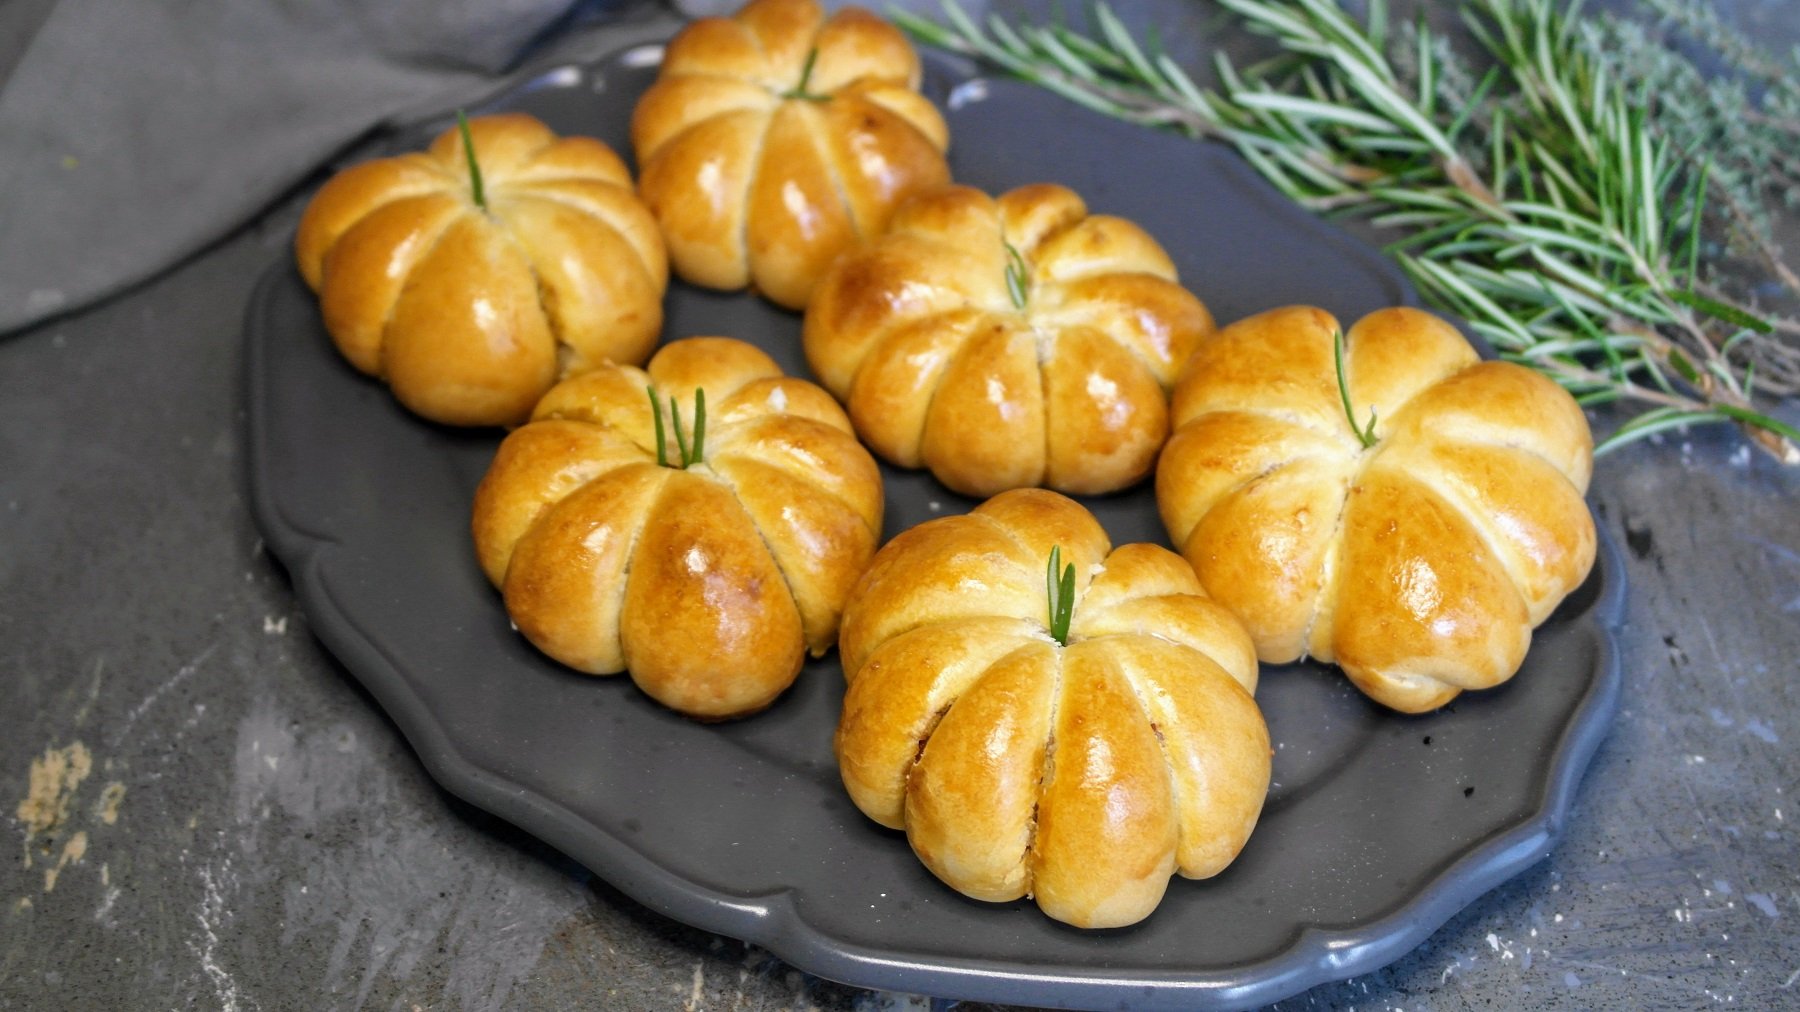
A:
[671,392,690,466]
[1334,329,1378,448]
[455,110,486,211]
[647,386,669,467]
[646,386,707,469]
[782,48,829,102]
[1003,241,1031,309]
[1045,546,1077,646]
[690,388,707,465]
[894,0,1800,463]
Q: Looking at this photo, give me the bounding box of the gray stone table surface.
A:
[4,2,1799,1011]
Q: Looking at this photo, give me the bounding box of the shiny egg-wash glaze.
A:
[631,0,950,309]
[295,113,667,427]
[835,489,1269,929]
[472,337,883,719]
[1157,306,1596,712]
[805,183,1215,496]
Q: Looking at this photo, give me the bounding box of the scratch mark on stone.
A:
[191,858,258,1012]
[1693,616,1722,668]
[1743,719,1780,744]
[1744,536,1800,568]
[73,658,105,725]
[113,646,216,745]
[95,861,121,926]
[234,696,583,1011]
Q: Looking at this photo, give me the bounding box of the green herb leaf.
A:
[456,110,486,211]
[647,386,708,468]
[1333,329,1379,448]
[646,386,668,468]
[688,389,707,467]
[1003,240,1031,309]
[1714,404,1800,446]
[1667,347,1700,385]
[783,48,828,101]
[1045,545,1077,646]
[671,392,690,467]
[1668,289,1773,334]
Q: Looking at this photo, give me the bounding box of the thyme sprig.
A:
[1334,329,1378,448]
[1045,546,1077,645]
[455,111,486,211]
[646,386,707,468]
[895,0,1800,463]
[1584,2,1800,307]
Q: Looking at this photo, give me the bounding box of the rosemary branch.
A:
[897,0,1800,463]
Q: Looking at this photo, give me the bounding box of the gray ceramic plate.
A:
[245,45,1624,1011]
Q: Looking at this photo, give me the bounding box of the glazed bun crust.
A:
[296,113,666,426]
[631,0,950,309]
[1157,306,1596,712]
[835,489,1268,928]
[805,183,1214,496]
[472,338,883,719]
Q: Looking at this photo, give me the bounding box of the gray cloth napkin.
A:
[0,0,676,335]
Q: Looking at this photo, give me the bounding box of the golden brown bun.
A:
[630,0,950,309]
[295,113,667,427]
[834,489,1268,928]
[1156,306,1596,713]
[471,337,883,719]
[805,183,1214,497]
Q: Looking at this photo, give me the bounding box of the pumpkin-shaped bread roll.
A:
[805,183,1215,497]
[296,113,667,426]
[631,0,950,309]
[1157,306,1597,713]
[472,337,883,719]
[835,489,1269,928]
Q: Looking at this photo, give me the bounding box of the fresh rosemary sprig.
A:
[1334,329,1378,447]
[895,0,1800,463]
[455,111,486,211]
[646,386,707,468]
[1045,546,1077,646]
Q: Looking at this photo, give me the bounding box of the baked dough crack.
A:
[703,450,816,648]
[368,204,465,382]
[1022,646,1065,895]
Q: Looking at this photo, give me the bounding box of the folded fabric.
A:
[0,0,676,335]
